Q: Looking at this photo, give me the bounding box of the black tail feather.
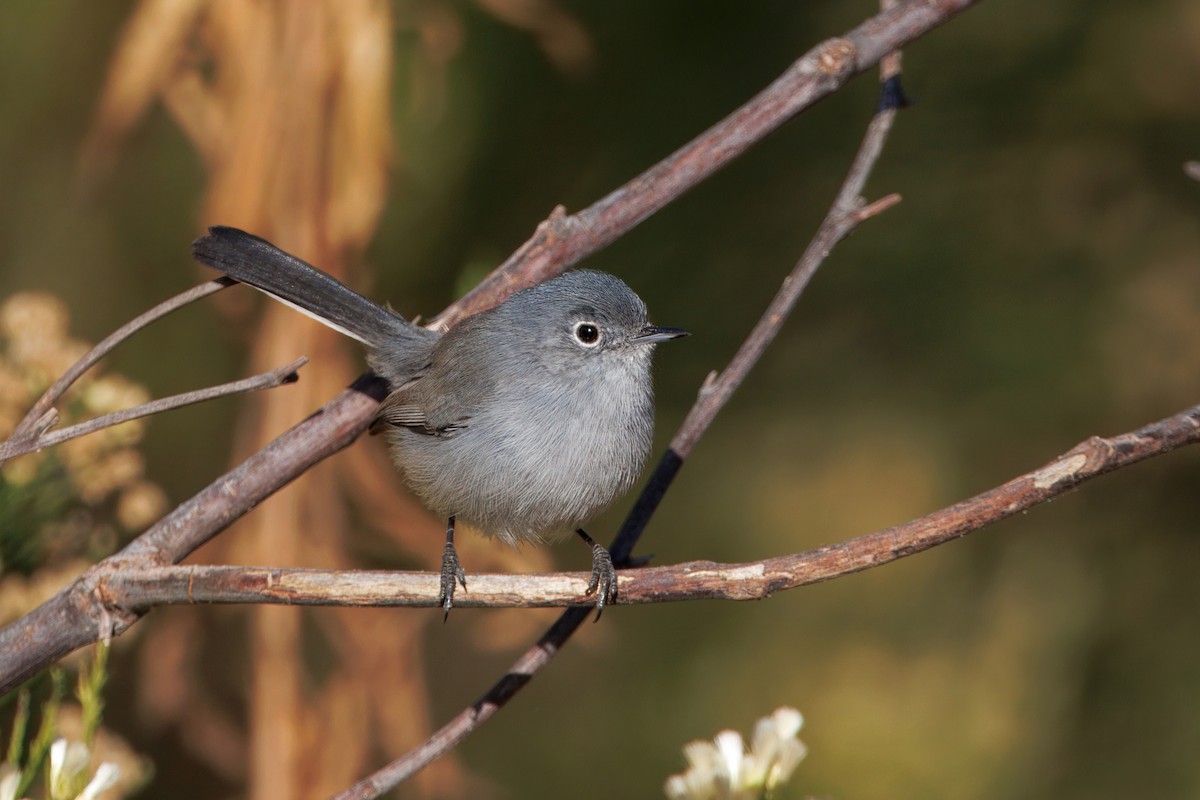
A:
[191,226,434,353]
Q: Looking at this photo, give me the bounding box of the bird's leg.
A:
[440,515,467,620]
[576,529,616,621]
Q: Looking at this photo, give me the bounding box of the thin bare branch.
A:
[431,0,978,330]
[879,0,905,81]
[12,278,235,439]
[0,358,307,464]
[672,113,901,467]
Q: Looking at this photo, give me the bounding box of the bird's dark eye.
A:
[573,321,600,346]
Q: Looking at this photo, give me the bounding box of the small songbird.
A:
[192,227,687,617]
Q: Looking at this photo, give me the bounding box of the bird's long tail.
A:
[191,226,437,355]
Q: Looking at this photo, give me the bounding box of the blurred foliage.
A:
[0,292,165,582]
[0,291,160,798]
[2,1,1200,799]
[0,646,150,800]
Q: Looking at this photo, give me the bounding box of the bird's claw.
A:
[585,542,617,621]
[440,542,467,621]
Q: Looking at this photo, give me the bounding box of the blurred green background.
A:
[3,1,1200,798]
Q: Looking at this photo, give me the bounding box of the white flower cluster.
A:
[664,707,807,800]
[0,739,120,800]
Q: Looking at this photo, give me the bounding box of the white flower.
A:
[47,739,120,800]
[667,732,744,800]
[77,763,119,800]
[745,708,807,791]
[664,707,806,800]
[49,739,91,800]
[0,763,23,800]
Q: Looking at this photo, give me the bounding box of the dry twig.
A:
[11,278,234,439]
[0,358,306,464]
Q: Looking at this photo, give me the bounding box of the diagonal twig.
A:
[0,358,307,464]
[12,278,234,440]
[431,0,979,330]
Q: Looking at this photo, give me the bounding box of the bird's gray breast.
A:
[389,347,655,546]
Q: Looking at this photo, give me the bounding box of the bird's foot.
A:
[584,540,617,621]
[440,539,467,621]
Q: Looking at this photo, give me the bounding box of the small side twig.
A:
[0,357,307,464]
[12,278,235,439]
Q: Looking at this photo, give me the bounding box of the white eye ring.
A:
[573,321,601,347]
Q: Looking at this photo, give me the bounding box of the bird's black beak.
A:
[630,324,690,345]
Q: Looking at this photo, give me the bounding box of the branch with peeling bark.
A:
[61,400,1200,612]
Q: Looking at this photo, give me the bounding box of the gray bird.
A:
[192,227,687,617]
